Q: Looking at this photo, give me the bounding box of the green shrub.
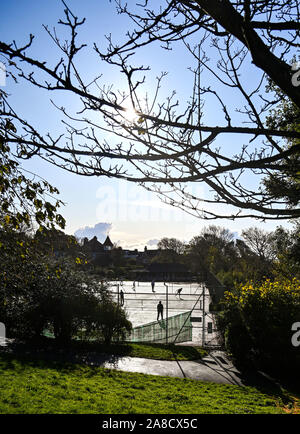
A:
[0,233,131,346]
[90,302,132,345]
[217,278,300,380]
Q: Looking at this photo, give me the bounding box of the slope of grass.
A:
[8,339,208,361]
[74,341,208,361]
[0,353,287,414]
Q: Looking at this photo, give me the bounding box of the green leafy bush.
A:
[217,278,300,380]
[88,302,132,345]
[0,230,131,345]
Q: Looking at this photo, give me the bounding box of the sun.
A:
[123,103,138,123]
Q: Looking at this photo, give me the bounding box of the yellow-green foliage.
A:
[225,278,300,307]
[221,278,300,378]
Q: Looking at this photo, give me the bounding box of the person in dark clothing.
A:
[151,279,155,292]
[157,301,163,321]
[120,289,124,306]
[175,287,183,298]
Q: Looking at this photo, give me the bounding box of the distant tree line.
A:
[151,224,300,287]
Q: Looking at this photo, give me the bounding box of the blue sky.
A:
[1,1,294,249]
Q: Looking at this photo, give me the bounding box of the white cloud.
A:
[74,222,112,242]
[147,239,159,246]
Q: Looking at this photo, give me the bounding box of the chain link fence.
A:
[126,311,192,344]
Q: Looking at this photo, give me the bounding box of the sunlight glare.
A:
[123,104,138,123]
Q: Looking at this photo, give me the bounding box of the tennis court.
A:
[108,281,221,346]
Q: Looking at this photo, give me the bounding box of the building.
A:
[83,236,104,260]
[103,235,114,251]
[137,246,160,264]
[123,249,139,259]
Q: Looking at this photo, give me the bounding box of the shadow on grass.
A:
[0,338,128,372]
[127,341,207,361]
[0,337,207,373]
[2,338,297,410]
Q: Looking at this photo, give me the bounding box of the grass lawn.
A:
[70,341,209,361]
[9,339,208,362]
[0,352,293,414]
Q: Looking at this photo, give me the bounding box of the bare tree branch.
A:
[1,1,299,220]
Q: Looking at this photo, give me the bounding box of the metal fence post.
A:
[164,282,168,344]
[202,288,205,346]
